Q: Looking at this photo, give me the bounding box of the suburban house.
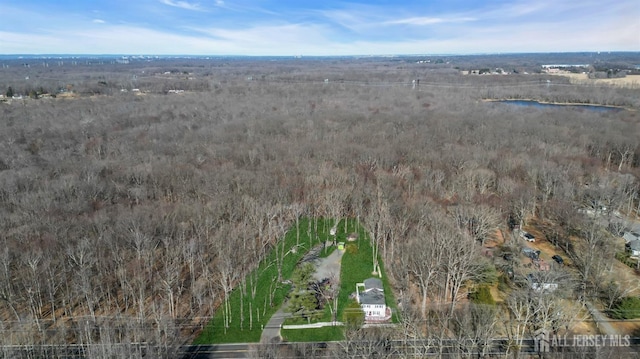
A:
[527,274,558,293]
[624,231,640,244]
[356,278,391,323]
[627,239,640,257]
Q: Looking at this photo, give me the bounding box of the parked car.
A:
[520,231,535,242]
[552,255,564,265]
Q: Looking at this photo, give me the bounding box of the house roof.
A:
[363,278,383,291]
[628,239,640,251]
[624,232,640,243]
[359,289,385,305]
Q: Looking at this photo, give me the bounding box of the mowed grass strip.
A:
[195,218,396,343]
[194,218,334,344]
[281,326,344,342]
[336,220,398,322]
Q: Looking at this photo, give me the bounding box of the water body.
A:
[493,100,623,112]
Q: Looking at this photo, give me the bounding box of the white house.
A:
[527,274,558,293]
[356,278,391,322]
[530,282,559,292]
[627,239,640,257]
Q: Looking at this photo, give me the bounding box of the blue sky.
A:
[0,0,638,55]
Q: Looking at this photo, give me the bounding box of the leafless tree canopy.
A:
[0,54,639,357]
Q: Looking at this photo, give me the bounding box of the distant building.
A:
[627,239,640,257]
[541,64,590,69]
[623,231,640,244]
[528,274,558,293]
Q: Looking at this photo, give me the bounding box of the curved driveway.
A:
[260,248,344,342]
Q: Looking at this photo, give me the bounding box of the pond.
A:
[490,99,624,112]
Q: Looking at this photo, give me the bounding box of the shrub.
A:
[616,252,636,269]
[345,243,358,255]
[497,273,511,292]
[610,297,640,319]
[476,260,499,285]
[469,286,496,305]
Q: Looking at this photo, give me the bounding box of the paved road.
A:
[7,337,640,359]
[179,344,250,359]
[585,301,620,336]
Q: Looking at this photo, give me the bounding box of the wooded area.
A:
[1,54,639,358]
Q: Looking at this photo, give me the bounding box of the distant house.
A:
[627,239,640,257]
[623,231,640,244]
[356,278,391,323]
[530,281,558,292]
[528,274,558,293]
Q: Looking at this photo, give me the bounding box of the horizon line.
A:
[1,51,639,58]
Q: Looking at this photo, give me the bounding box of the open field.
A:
[552,73,640,89]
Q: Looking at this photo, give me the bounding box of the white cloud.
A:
[0,0,637,55]
[385,17,475,26]
[0,17,637,56]
[159,0,203,11]
[319,9,381,33]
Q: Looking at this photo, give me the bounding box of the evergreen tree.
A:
[286,263,321,323]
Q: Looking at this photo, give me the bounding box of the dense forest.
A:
[1,54,640,358]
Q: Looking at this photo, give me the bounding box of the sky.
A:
[0,0,638,56]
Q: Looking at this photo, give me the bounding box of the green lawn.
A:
[335,221,397,321]
[194,218,336,344]
[194,217,396,344]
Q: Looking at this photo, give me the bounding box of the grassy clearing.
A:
[194,218,335,344]
[194,217,396,343]
[336,220,398,322]
[281,326,344,342]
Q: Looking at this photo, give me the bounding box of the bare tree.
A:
[451,203,501,245]
[335,326,395,359]
[406,218,444,319]
[452,303,498,357]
